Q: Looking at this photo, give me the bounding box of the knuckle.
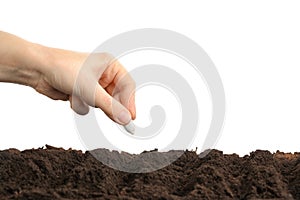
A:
[102,95,112,109]
[100,52,115,63]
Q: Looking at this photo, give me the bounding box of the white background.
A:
[0,1,299,155]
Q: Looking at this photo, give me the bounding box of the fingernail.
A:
[124,121,135,135]
[117,110,131,124]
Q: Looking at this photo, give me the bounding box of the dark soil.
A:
[0,145,299,200]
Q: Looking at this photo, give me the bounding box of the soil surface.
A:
[0,145,299,200]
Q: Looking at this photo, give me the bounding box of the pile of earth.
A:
[0,145,299,199]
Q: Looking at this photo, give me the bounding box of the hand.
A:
[35,50,136,125]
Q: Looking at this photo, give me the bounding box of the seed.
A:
[124,120,135,135]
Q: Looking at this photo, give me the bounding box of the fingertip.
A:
[130,98,136,120]
[130,107,136,120]
[70,95,90,115]
[116,110,132,125]
[74,105,90,115]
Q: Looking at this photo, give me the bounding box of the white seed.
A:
[124,120,135,135]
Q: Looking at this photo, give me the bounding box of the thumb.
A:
[95,85,132,125]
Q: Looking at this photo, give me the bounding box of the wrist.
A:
[25,43,85,89]
[34,45,88,94]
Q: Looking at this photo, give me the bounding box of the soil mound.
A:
[0,146,299,199]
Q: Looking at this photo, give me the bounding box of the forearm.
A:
[0,31,87,91]
[0,31,41,87]
[0,31,68,87]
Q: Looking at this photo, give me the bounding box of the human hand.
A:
[35,49,136,125]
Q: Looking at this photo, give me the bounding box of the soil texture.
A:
[0,145,299,200]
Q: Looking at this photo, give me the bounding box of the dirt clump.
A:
[0,146,299,199]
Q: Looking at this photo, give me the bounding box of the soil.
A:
[0,145,299,200]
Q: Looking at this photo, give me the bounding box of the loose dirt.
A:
[0,145,299,199]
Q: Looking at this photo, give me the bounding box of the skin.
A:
[0,31,136,125]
